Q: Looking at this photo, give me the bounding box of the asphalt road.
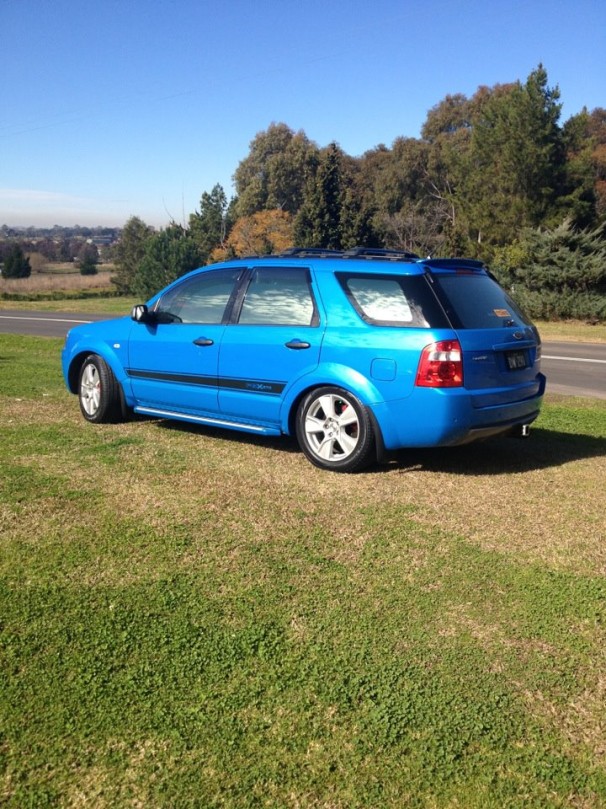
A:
[0,309,111,338]
[1,309,605,399]
[541,341,606,399]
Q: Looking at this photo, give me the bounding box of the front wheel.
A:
[295,387,376,472]
[78,354,123,423]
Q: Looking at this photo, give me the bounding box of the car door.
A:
[218,265,323,425]
[127,267,242,416]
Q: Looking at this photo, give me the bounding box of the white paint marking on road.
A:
[543,354,606,365]
[0,315,92,324]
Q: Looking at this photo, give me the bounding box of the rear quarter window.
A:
[337,273,448,328]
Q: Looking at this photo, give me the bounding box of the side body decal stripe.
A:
[126,368,286,395]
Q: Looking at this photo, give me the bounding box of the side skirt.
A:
[134,406,282,436]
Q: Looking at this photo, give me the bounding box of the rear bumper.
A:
[372,373,546,450]
[445,409,541,445]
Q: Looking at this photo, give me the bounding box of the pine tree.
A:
[493,220,606,319]
[468,65,564,245]
[294,143,344,249]
[189,184,230,261]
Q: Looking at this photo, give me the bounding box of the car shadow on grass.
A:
[155,420,605,476]
[387,427,606,476]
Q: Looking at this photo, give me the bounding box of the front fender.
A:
[279,362,386,435]
[62,318,133,398]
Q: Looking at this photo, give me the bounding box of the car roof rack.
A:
[254,246,428,262]
[278,247,345,258]
[342,247,420,261]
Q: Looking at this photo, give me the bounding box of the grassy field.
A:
[1,334,606,807]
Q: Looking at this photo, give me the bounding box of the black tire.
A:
[295,386,376,472]
[78,354,123,423]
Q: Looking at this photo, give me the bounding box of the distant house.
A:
[87,236,114,247]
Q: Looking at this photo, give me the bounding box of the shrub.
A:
[2,244,31,279]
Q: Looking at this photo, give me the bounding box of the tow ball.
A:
[513,424,531,438]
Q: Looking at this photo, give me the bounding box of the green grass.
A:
[2,334,606,807]
[0,296,137,314]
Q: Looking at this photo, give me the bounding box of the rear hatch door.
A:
[428,267,542,403]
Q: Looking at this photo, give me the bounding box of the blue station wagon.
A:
[62,247,546,472]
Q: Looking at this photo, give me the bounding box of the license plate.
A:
[506,350,528,370]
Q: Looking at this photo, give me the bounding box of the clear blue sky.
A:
[2,0,605,229]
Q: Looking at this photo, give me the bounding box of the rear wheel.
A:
[296,386,375,472]
[78,354,123,423]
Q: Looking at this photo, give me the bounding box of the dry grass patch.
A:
[536,320,606,343]
[5,393,606,582]
[0,270,115,295]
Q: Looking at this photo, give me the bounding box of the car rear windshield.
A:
[431,273,532,330]
[337,273,449,328]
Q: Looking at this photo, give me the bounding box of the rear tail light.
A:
[416,340,463,388]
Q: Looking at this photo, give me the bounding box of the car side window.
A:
[337,273,449,328]
[154,269,241,324]
[346,277,414,322]
[237,267,318,326]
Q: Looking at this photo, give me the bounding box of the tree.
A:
[132,224,203,300]
[212,210,293,260]
[189,184,232,262]
[78,244,99,275]
[294,143,345,249]
[467,65,564,246]
[112,216,154,294]
[234,123,319,216]
[2,244,31,278]
[561,108,599,227]
[493,220,606,320]
[421,93,474,143]
[587,108,606,218]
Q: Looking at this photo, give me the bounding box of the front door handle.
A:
[193,337,214,347]
[285,340,311,350]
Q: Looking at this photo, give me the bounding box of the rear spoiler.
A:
[418,258,487,272]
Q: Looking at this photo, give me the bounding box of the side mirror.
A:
[131,304,152,323]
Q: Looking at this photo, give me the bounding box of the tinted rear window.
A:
[337,273,449,328]
[432,274,532,329]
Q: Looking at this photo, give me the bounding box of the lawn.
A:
[1,334,606,807]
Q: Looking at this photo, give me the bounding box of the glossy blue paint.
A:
[62,251,546,470]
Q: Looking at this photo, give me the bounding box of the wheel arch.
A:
[66,345,129,398]
[282,367,387,462]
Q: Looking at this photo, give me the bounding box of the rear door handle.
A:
[285,340,311,350]
[193,337,214,346]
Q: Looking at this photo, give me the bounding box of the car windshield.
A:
[432,274,532,329]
